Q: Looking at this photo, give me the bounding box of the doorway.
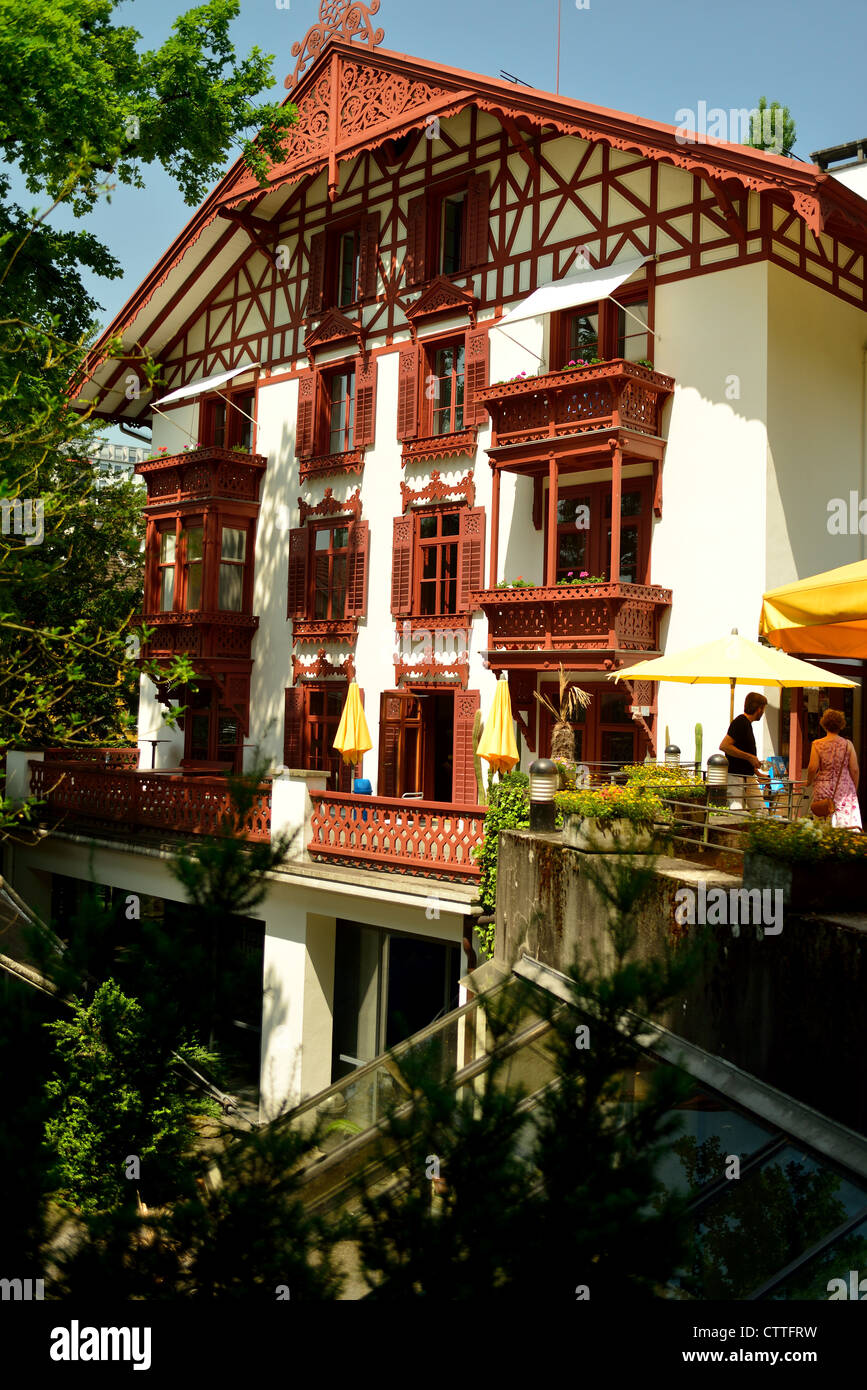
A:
[378,690,455,800]
[538,679,646,767]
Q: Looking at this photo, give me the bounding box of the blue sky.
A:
[20,0,865,441]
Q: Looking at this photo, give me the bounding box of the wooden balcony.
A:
[135,445,267,504]
[30,762,271,842]
[138,610,259,661]
[475,581,672,672]
[308,791,484,880]
[479,360,674,454]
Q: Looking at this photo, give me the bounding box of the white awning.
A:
[155,362,259,407]
[497,256,649,328]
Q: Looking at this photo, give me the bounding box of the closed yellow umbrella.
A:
[477,674,519,774]
[760,559,867,657]
[332,681,372,766]
[615,629,856,721]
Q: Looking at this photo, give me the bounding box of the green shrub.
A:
[45,980,219,1213]
[473,771,529,953]
[620,763,706,800]
[744,818,867,863]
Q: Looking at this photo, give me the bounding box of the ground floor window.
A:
[538,680,647,768]
[331,919,461,1085]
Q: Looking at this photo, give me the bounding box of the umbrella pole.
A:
[729,678,736,723]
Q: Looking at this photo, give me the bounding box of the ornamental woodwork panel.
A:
[298,487,362,524]
[293,648,356,682]
[400,470,475,513]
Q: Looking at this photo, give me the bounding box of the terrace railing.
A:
[29,761,271,842]
[308,791,484,879]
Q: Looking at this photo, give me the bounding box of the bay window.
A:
[218,527,247,611]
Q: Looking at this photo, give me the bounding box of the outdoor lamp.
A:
[664,744,681,765]
[529,757,558,832]
[706,753,729,806]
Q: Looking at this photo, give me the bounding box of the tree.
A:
[745,97,797,158]
[0,0,297,818]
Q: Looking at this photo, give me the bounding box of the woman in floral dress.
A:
[805,708,862,830]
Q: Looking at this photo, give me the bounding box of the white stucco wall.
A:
[651,261,771,761]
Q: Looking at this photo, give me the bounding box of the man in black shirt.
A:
[719,691,768,811]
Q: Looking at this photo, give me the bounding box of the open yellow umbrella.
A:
[614,629,856,721]
[332,681,372,766]
[477,674,519,774]
[760,558,867,657]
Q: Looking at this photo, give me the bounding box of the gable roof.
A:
[81,38,867,421]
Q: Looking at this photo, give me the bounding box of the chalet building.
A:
[12,2,867,1117]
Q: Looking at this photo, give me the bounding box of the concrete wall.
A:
[495,828,867,1133]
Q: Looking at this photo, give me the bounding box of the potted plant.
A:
[534,666,591,773]
[555,783,669,851]
[620,762,708,823]
[742,818,867,911]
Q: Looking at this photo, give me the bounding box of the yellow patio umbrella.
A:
[614,628,857,722]
[760,558,867,657]
[477,673,519,774]
[332,681,372,766]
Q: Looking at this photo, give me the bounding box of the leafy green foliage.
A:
[44,980,219,1213]
[744,96,797,158]
[473,770,529,945]
[555,783,670,825]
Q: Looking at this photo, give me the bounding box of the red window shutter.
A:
[458,506,486,611]
[307,232,326,315]
[284,687,305,768]
[358,213,381,299]
[464,171,490,268]
[452,689,481,805]
[287,527,309,619]
[378,692,404,798]
[396,345,420,440]
[463,326,489,426]
[405,196,427,286]
[354,356,377,447]
[345,520,369,617]
[391,514,414,615]
[296,373,317,457]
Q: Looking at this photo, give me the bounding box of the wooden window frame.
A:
[545,477,653,586]
[550,284,653,371]
[148,512,255,615]
[392,503,485,618]
[413,505,462,618]
[309,519,351,621]
[284,683,353,791]
[199,385,257,452]
[183,683,244,773]
[424,335,465,437]
[426,172,490,280]
[322,364,356,454]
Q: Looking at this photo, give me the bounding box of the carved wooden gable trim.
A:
[405,275,478,334]
[304,307,366,356]
[298,487,362,525]
[400,470,475,514]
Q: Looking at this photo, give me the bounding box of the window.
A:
[201,388,255,451]
[183,525,203,609]
[284,684,353,792]
[553,293,651,369]
[327,370,355,453]
[311,523,350,620]
[335,228,360,308]
[158,531,176,611]
[218,527,247,611]
[184,683,244,771]
[429,341,465,436]
[308,215,380,315]
[416,510,460,616]
[440,191,466,275]
[391,507,485,617]
[546,480,651,585]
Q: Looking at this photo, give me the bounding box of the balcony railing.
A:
[43,747,140,769]
[136,445,267,503]
[138,610,260,660]
[30,762,271,842]
[308,792,484,879]
[475,581,672,666]
[479,360,674,448]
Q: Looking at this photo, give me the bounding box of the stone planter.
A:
[662,793,708,825]
[563,816,657,852]
[743,851,867,912]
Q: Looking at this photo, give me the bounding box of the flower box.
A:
[743,852,867,913]
[562,816,657,852]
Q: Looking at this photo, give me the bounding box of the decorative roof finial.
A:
[285,1,385,90]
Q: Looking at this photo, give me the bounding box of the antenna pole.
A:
[555,0,561,94]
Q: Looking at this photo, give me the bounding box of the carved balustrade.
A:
[138,611,260,660]
[479,360,674,447]
[308,791,483,879]
[475,582,672,667]
[30,762,271,842]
